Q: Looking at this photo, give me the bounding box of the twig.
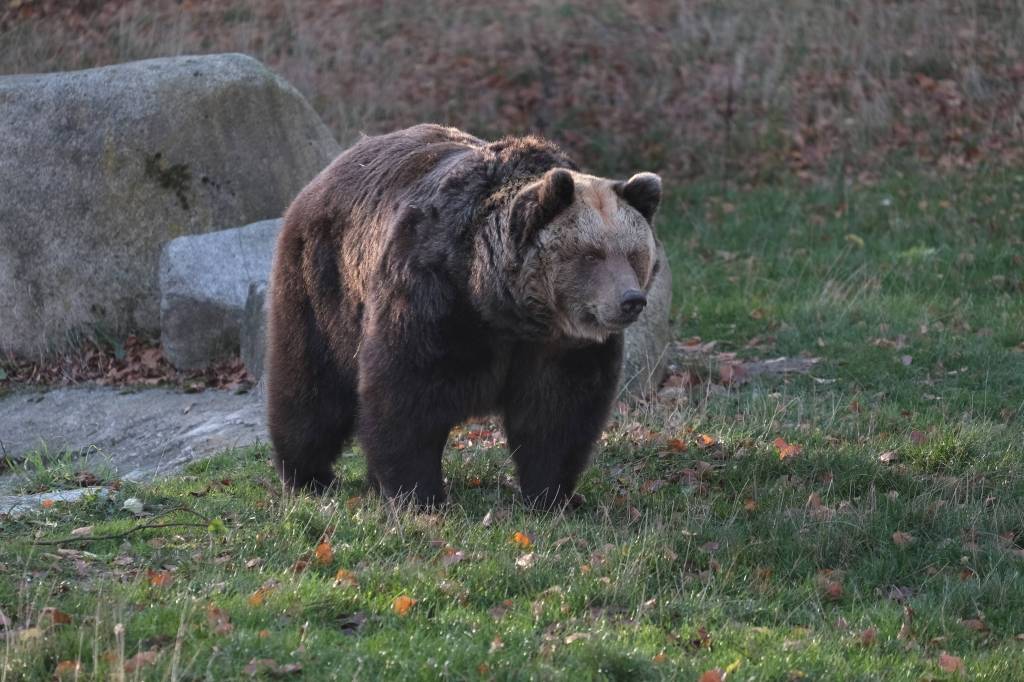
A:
[30,521,211,546]
[15,505,215,546]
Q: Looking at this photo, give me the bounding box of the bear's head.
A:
[509,168,662,342]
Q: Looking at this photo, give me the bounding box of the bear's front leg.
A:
[503,336,623,509]
[357,341,452,509]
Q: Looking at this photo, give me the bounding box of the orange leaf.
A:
[938,652,964,673]
[697,433,718,448]
[258,629,270,639]
[333,569,359,588]
[511,531,533,549]
[392,595,417,616]
[699,669,725,682]
[248,582,278,606]
[743,498,758,512]
[54,660,80,678]
[40,607,72,625]
[314,542,334,566]
[667,438,686,452]
[467,476,482,487]
[774,437,802,460]
[41,499,55,509]
[147,569,173,587]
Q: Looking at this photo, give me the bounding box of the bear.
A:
[266,124,662,509]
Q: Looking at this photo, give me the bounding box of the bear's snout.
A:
[619,289,647,321]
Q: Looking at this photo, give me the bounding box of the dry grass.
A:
[2,0,1022,183]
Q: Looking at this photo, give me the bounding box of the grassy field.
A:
[2,169,1023,680]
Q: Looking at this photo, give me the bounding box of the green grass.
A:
[2,169,1024,680]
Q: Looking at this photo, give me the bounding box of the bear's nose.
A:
[620,290,647,318]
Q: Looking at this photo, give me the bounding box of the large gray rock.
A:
[0,54,340,356]
[619,243,673,399]
[160,218,280,369]
[241,281,269,381]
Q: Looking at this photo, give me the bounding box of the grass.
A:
[2,168,1024,680]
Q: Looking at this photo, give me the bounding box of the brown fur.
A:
[266,124,662,508]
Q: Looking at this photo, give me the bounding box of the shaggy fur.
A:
[266,124,661,508]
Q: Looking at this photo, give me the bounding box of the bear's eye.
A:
[582,251,605,263]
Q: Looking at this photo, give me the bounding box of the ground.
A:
[1,168,1023,680]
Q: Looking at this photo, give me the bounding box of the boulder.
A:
[159,219,279,369]
[241,281,269,380]
[0,54,340,356]
[619,243,673,398]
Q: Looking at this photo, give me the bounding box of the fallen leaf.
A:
[243,658,302,676]
[961,618,988,633]
[258,629,270,639]
[41,499,55,509]
[511,531,533,549]
[122,497,145,515]
[147,569,173,587]
[878,450,898,464]
[743,498,758,512]
[489,635,504,653]
[123,649,159,673]
[892,531,914,547]
[938,652,964,673]
[910,430,928,444]
[314,542,334,566]
[37,606,71,626]
[441,548,465,567]
[392,595,416,616]
[53,660,80,677]
[333,569,359,588]
[248,586,274,606]
[774,437,802,460]
[206,605,233,635]
[860,627,877,646]
[697,433,718,448]
[565,632,591,644]
[699,669,725,682]
[900,355,913,366]
[516,552,537,569]
[70,526,93,538]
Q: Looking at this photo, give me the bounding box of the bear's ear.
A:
[510,168,575,246]
[615,172,662,223]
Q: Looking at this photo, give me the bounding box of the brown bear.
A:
[266,124,661,508]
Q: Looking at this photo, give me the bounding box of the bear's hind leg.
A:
[267,305,358,494]
[503,338,623,509]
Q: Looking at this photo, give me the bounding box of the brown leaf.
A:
[53,660,81,678]
[123,649,159,673]
[516,552,537,569]
[774,437,802,460]
[699,669,724,682]
[938,652,964,673]
[40,607,72,625]
[878,450,898,464]
[147,569,173,587]
[206,605,233,635]
[859,627,877,646]
[314,542,334,566]
[892,531,914,547]
[961,618,988,633]
[910,430,928,444]
[333,569,359,588]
